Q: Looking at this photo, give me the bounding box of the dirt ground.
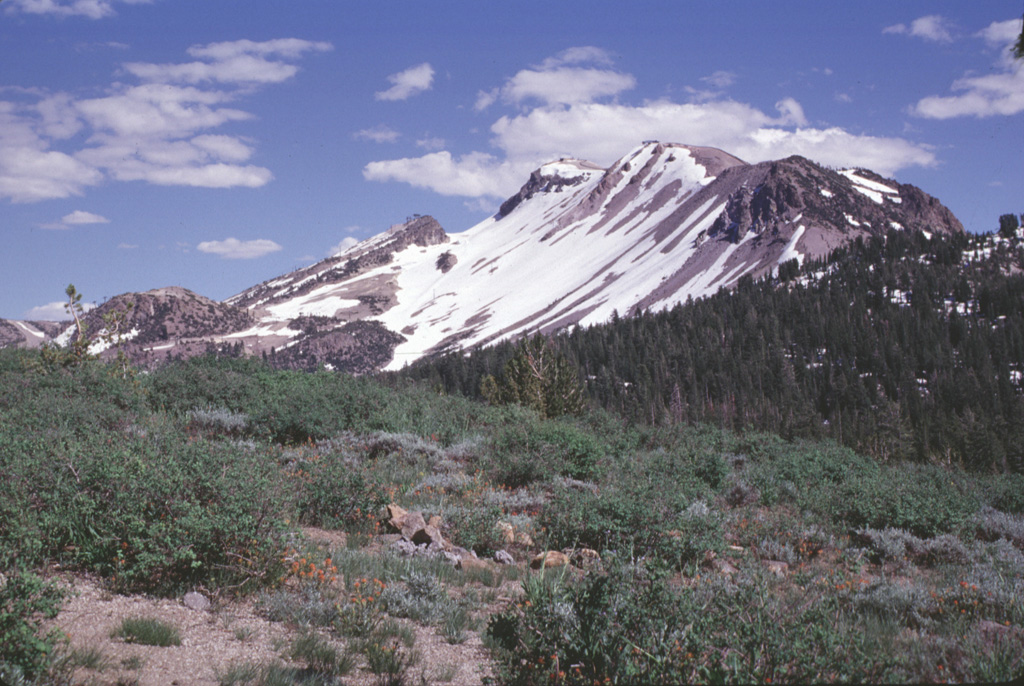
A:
[48,547,502,685]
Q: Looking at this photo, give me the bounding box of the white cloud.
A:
[3,0,151,20]
[375,63,435,101]
[329,236,360,256]
[474,88,499,112]
[76,84,250,138]
[62,209,108,224]
[363,151,527,197]
[0,38,328,201]
[354,125,400,143]
[539,46,615,69]
[911,18,1024,119]
[416,137,446,151]
[0,100,103,202]
[977,18,1022,49]
[884,15,955,43]
[117,242,138,249]
[501,67,636,107]
[25,300,95,321]
[124,39,332,85]
[367,45,933,204]
[478,47,635,110]
[701,70,737,89]
[367,92,935,200]
[197,237,283,259]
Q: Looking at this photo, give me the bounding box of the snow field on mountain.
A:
[376,145,723,368]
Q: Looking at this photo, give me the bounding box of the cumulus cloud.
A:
[375,63,435,101]
[477,46,634,110]
[38,209,108,230]
[884,15,955,43]
[363,151,527,197]
[366,48,937,202]
[3,0,151,20]
[0,100,103,202]
[416,137,446,151]
[911,18,1024,119]
[197,237,283,259]
[63,209,108,224]
[124,38,332,85]
[0,38,328,202]
[25,300,95,321]
[354,125,400,143]
[329,236,360,256]
[701,70,737,89]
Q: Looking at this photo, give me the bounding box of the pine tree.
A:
[480,333,585,418]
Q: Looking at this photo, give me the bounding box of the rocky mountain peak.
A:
[2,141,966,374]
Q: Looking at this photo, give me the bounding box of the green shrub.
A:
[0,568,65,680]
[289,631,352,676]
[293,454,388,530]
[442,502,505,556]
[486,412,605,487]
[487,557,893,685]
[2,426,291,595]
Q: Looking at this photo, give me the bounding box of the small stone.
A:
[763,560,788,578]
[530,550,570,570]
[570,548,601,567]
[183,591,210,612]
[494,550,514,565]
[712,558,738,575]
[392,539,420,557]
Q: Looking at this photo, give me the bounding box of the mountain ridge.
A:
[1,141,964,373]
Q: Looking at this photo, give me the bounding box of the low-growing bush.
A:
[2,426,292,595]
[292,454,388,531]
[0,567,66,681]
[974,506,1024,547]
[486,413,606,487]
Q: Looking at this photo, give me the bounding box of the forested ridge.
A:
[396,222,1024,472]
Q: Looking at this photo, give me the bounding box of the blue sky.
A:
[2,0,1022,321]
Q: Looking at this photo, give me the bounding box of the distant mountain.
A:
[0,141,964,372]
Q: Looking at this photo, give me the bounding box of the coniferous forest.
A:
[397,224,1024,473]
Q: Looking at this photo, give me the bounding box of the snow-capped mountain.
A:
[1,141,964,372]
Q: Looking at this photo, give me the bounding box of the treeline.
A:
[395,226,1024,472]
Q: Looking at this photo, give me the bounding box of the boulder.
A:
[183,591,210,612]
[530,550,570,570]
[494,550,515,565]
[386,504,409,532]
[400,511,428,540]
[411,524,446,548]
[457,556,492,572]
